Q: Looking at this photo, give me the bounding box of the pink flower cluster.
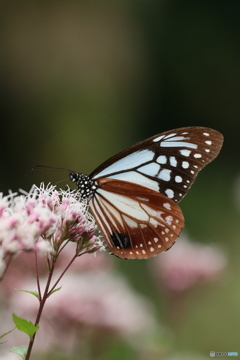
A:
[0,183,102,278]
[8,271,157,353]
[152,236,227,292]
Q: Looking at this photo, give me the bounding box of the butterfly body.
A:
[70,127,223,259]
[70,173,97,200]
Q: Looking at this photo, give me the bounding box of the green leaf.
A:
[48,286,62,297]
[15,289,40,300]
[12,314,39,340]
[10,345,28,359]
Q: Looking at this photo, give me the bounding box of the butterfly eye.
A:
[71,126,223,259]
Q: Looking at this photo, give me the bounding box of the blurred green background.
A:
[1,1,240,359]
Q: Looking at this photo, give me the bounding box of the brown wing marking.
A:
[90,179,184,259]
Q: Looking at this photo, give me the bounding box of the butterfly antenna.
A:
[26,165,74,176]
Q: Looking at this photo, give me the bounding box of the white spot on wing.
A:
[165,215,173,225]
[163,202,171,210]
[157,155,167,164]
[164,133,177,139]
[153,135,164,142]
[182,161,189,168]
[138,162,160,176]
[179,149,191,156]
[165,189,174,198]
[194,153,202,158]
[164,136,186,141]
[170,156,177,167]
[175,175,182,183]
[158,169,171,181]
[203,132,210,136]
[205,140,212,145]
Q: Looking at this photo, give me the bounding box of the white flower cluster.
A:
[0,183,102,278]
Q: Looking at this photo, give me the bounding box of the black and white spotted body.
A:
[69,173,98,200]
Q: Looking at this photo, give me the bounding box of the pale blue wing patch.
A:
[138,162,160,176]
[93,149,154,179]
[106,172,160,193]
[161,141,198,148]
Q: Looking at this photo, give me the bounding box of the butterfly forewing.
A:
[90,179,184,259]
[91,127,223,203]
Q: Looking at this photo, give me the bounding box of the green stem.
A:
[25,249,81,359]
[25,258,56,360]
[47,253,77,297]
[34,252,41,301]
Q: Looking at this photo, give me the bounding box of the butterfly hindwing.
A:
[89,179,184,259]
[91,127,223,203]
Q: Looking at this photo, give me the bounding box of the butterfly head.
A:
[69,172,98,200]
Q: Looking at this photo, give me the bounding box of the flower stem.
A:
[47,253,78,296]
[25,258,56,360]
[0,254,13,281]
[47,247,91,297]
[34,252,41,301]
[25,246,91,358]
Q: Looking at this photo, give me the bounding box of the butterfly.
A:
[70,127,223,259]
